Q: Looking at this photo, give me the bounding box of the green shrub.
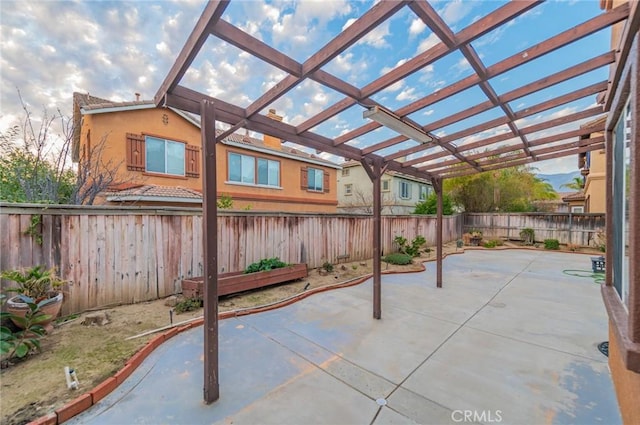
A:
[244,257,289,274]
[483,240,497,248]
[544,239,560,250]
[383,253,413,265]
[322,261,334,273]
[174,297,203,314]
[394,235,427,257]
[520,228,535,245]
[413,193,454,215]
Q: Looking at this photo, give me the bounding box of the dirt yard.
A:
[0,241,602,424]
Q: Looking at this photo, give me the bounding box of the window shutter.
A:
[185,145,200,177]
[126,133,145,171]
[323,171,330,193]
[300,167,308,189]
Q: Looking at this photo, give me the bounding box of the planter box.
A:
[181,263,308,298]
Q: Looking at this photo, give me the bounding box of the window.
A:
[571,206,584,213]
[301,167,329,193]
[400,181,411,199]
[146,136,185,176]
[381,179,390,192]
[308,168,324,191]
[257,158,280,186]
[344,184,353,195]
[341,168,350,177]
[419,185,429,200]
[228,152,280,187]
[612,98,631,307]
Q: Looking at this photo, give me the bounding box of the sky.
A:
[0,0,612,175]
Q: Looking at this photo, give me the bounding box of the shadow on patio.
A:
[67,250,619,425]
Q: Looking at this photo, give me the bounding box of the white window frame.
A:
[344,183,353,196]
[341,168,350,177]
[145,136,185,176]
[570,206,584,213]
[419,184,429,201]
[399,181,411,199]
[381,179,391,192]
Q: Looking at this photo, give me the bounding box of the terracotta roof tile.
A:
[107,185,202,200]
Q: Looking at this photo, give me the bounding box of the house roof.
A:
[105,184,202,204]
[562,191,586,202]
[73,92,340,169]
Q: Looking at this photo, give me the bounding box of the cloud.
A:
[416,33,440,54]
[342,18,392,49]
[409,18,426,37]
[396,87,418,102]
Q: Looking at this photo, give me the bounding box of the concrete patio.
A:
[67,250,620,425]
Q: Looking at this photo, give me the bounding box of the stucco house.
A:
[337,161,432,215]
[576,117,607,213]
[72,93,340,212]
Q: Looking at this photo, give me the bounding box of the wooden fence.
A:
[463,213,606,246]
[0,204,462,315]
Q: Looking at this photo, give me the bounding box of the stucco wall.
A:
[81,107,337,212]
[608,322,640,425]
[585,150,606,213]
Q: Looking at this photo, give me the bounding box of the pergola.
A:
[154,0,637,403]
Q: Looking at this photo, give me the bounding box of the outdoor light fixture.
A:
[363,106,433,144]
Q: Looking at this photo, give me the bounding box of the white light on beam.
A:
[363,106,433,144]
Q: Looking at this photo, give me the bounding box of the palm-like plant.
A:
[561,177,584,191]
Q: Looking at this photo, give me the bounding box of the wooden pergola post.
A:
[201,99,219,404]
[433,178,443,288]
[361,158,387,319]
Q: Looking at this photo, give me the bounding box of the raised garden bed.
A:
[181,263,308,298]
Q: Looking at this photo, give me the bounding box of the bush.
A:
[383,253,413,265]
[519,228,535,245]
[244,257,289,274]
[544,239,560,250]
[322,261,334,273]
[483,240,497,248]
[414,193,454,215]
[394,235,426,257]
[174,297,203,314]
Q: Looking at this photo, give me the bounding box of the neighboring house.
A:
[337,161,432,215]
[577,116,607,213]
[561,191,586,213]
[72,93,340,212]
[533,192,573,212]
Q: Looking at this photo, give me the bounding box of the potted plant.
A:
[469,230,483,246]
[1,266,64,331]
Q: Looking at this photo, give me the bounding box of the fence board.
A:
[463,213,605,246]
[1,205,464,315]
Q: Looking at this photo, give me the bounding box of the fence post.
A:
[568,212,573,245]
[507,214,511,240]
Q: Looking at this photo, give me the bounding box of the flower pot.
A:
[5,292,64,332]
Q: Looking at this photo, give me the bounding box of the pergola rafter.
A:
[154,0,637,404]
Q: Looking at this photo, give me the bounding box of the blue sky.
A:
[1,0,610,174]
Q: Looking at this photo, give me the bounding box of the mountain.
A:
[537,171,582,192]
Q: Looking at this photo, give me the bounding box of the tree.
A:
[0,91,123,205]
[339,187,398,214]
[413,192,454,215]
[561,176,584,191]
[444,165,557,212]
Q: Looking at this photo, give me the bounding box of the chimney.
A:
[135,92,140,101]
[263,108,283,150]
